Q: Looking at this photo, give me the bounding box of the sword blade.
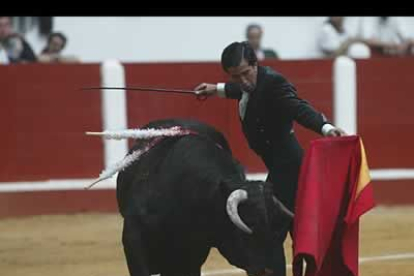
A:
[82,86,197,95]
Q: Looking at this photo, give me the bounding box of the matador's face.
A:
[227,58,258,94]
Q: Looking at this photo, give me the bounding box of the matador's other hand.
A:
[326,127,347,137]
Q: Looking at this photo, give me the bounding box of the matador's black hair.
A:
[221,41,258,72]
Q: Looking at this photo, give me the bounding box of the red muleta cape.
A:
[292,135,375,276]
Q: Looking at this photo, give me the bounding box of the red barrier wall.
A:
[0,64,103,182]
[356,57,414,168]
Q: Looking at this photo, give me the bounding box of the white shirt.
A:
[0,47,9,65]
[317,23,350,55]
[255,49,265,61]
[238,91,250,120]
[372,18,405,44]
[216,83,335,136]
[359,17,407,45]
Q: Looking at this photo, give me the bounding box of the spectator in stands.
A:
[362,17,413,56]
[246,23,279,60]
[317,17,361,58]
[0,43,9,64]
[38,32,80,63]
[0,18,10,64]
[0,16,37,63]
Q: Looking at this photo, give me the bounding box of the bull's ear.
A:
[234,161,247,180]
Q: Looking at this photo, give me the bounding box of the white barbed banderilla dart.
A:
[85,146,150,190]
[85,126,193,189]
[85,126,190,140]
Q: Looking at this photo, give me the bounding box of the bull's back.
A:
[141,118,232,153]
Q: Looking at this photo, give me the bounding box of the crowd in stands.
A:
[1,16,414,65]
[0,16,79,65]
[242,17,414,61]
[317,17,414,58]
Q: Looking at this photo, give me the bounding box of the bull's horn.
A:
[226,189,253,234]
[272,196,294,219]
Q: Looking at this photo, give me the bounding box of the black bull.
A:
[116,119,294,276]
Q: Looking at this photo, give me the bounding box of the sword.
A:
[81,86,209,100]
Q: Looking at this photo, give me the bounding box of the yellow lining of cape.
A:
[356,138,371,198]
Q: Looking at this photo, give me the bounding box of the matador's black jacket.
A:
[222,65,329,162]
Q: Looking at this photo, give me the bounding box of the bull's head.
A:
[218,181,294,276]
[227,187,294,234]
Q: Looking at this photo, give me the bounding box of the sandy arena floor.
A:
[0,206,413,276]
